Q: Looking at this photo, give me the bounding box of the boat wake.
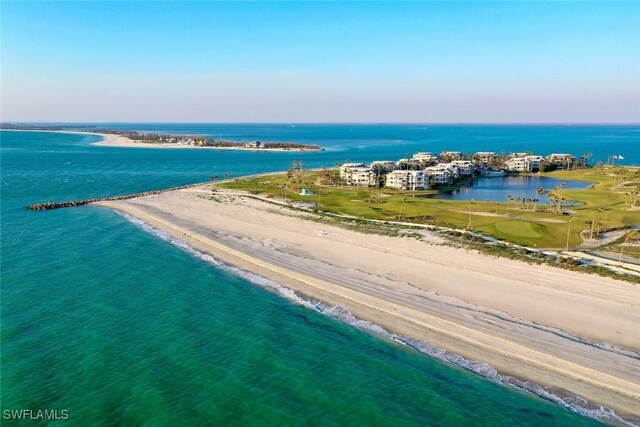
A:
[118,211,638,427]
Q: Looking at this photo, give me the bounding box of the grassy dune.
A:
[219,167,639,250]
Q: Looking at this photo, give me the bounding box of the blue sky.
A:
[1,1,639,122]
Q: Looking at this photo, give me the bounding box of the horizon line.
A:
[2,121,640,126]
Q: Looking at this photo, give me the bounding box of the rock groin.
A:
[28,182,205,211]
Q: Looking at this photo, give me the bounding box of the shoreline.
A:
[0,129,322,152]
[113,208,636,425]
[95,186,640,422]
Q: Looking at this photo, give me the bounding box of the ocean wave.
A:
[118,211,637,427]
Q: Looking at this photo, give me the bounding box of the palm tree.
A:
[557,196,566,214]
[550,184,566,214]
[589,209,602,239]
[468,198,476,228]
[565,215,575,250]
[546,191,555,212]
[619,230,640,265]
[507,194,513,214]
[399,197,408,220]
[515,197,521,210]
[534,186,544,212]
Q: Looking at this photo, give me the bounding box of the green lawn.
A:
[493,220,545,239]
[218,167,639,250]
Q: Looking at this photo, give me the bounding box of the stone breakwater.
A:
[28,183,206,211]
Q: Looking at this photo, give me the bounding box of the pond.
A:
[431,175,591,203]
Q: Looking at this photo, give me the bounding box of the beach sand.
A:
[0,129,317,151]
[88,132,315,151]
[97,186,640,419]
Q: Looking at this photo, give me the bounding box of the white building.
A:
[339,163,367,180]
[370,160,397,172]
[396,159,424,170]
[449,160,475,177]
[524,155,544,171]
[473,152,496,165]
[424,165,453,185]
[385,170,426,190]
[344,166,375,187]
[412,152,439,164]
[505,157,533,172]
[439,151,462,160]
[545,154,575,168]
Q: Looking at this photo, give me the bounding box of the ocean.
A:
[2,125,637,426]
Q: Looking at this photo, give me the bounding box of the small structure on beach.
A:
[243,141,262,149]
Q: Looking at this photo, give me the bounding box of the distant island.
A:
[0,124,323,151]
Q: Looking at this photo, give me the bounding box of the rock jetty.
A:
[28,182,205,211]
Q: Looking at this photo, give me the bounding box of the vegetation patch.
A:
[493,220,545,239]
[218,165,639,251]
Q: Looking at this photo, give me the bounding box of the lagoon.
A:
[432,175,591,203]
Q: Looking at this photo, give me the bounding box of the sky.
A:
[1,1,639,123]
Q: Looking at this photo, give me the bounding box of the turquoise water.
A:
[32,123,640,166]
[1,128,632,425]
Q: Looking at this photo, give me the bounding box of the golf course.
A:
[219,166,639,254]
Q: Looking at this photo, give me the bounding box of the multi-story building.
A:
[396,159,425,170]
[523,155,544,171]
[449,160,475,177]
[440,151,462,160]
[424,164,454,185]
[473,152,496,165]
[505,157,533,172]
[385,170,426,190]
[370,161,397,173]
[545,154,575,169]
[343,166,375,187]
[412,152,439,164]
[339,163,367,180]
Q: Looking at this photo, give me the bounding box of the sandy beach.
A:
[87,132,317,151]
[97,186,640,419]
[0,129,319,151]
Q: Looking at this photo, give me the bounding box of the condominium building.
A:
[385,170,426,190]
[370,161,398,173]
[505,157,533,172]
[396,159,425,170]
[412,152,439,164]
[449,160,475,176]
[524,155,544,171]
[440,151,462,160]
[473,152,496,165]
[339,163,367,180]
[343,166,375,187]
[545,154,575,168]
[424,164,454,185]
